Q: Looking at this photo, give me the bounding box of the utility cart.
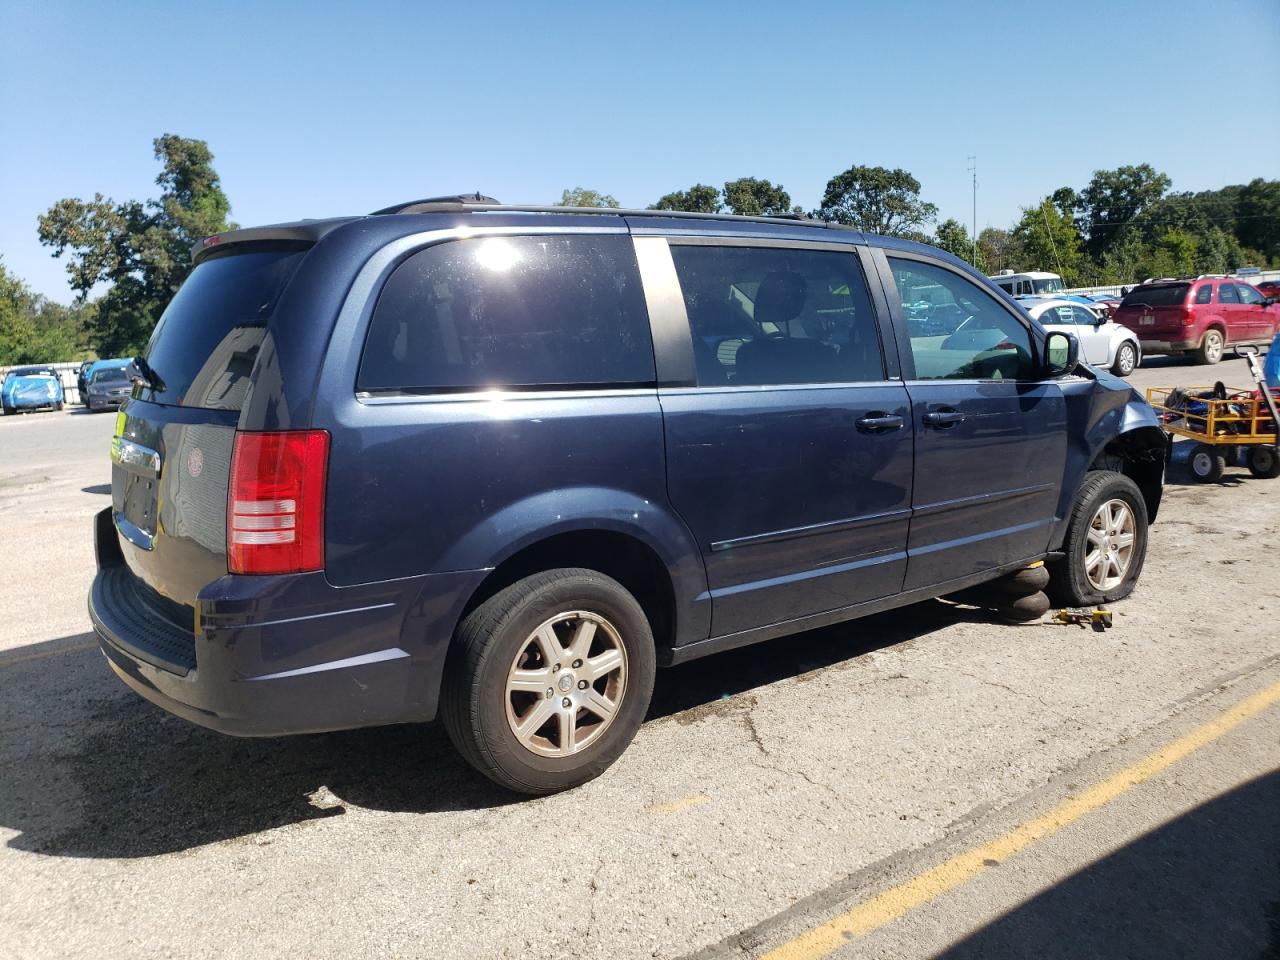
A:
[1146,347,1280,482]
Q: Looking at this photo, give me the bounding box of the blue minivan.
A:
[90,197,1166,793]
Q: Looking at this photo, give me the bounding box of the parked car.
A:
[90,198,1167,794]
[76,360,96,402]
[1020,297,1142,377]
[85,360,136,412]
[1255,279,1280,301]
[1087,295,1123,319]
[1113,277,1280,364]
[1,365,64,415]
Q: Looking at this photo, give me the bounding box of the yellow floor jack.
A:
[1053,607,1113,630]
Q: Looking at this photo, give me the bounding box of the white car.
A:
[1021,298,1142,377]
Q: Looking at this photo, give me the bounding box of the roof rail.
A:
[371,193,503,215]
[369,198,837,230]
[1194,274,1228,280]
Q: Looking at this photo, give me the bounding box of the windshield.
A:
[92,367,131,384]
[1121,284,1189,308]
[1032,277,1064,294]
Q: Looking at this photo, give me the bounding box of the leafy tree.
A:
[650,184,722,214]
[557,187,620,208]
[1076,164,1171,260]
[817,165,937,237]
[977,227,1021,275]
[1236,178,1280,264]
[931,218,976,265]
[1194,227,1233,276]
[722,177,791,216]
[1012,200,1087,285]
[0,259,88,365]
[38,134,233,357]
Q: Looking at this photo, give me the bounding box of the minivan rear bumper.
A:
[89,507,487,737]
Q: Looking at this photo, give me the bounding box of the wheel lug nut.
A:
[552,664,561,672]
[545,688,554,698]
[561,697,572,708]
[578,680,588,690]
[572,659,583,669]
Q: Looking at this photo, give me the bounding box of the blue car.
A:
[1,365,64,415]
[90,196,1167,794]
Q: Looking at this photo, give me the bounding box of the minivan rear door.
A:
[112,244,309,610]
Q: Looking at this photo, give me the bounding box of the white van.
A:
[989,270,1064,296]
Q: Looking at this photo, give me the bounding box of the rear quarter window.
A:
[357,235,654,393]
[142,244,309,410]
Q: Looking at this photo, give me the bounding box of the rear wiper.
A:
[132,356,166,393]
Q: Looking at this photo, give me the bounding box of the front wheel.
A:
[1111,342,1138,377]
[1049,471,1149,606]
[1190,443,1226,483]
[1197,329,1225,365]
[441,568,656,795]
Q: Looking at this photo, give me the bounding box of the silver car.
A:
[1022,298,1142,377]
[85,364,135,411]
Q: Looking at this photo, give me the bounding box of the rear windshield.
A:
[1121,284,1188,308]
[142,244,308,409]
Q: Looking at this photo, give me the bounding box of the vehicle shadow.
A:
[81,484,111,495]
[0,601,983,860]
[936,769,1280,960]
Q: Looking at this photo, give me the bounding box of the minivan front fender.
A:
[1053,375,1166,546]
[436,485,712,647]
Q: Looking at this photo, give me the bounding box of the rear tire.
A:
[1248,445,1280,479]
[441,568,656,795]
[1048,471,1148,606]
[1197,329,1225,365]
[1111,342,1138,377]
[1189,443,1226,483]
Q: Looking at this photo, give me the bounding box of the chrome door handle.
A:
[855,413,905,433]
[922,409,966,428]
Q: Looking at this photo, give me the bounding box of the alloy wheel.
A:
[504,611,628,758]
[1084,498,1136,591]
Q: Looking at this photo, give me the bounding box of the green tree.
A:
[0,259,87,365]
[1236,178,1280,264]
[556,187,620,208]
[1076,164,1171,261]
[650,184,722,213]
[977,227,1021,275]
[38,134,233,357]
[722,177,791,216]
[1194,227,1232,275]
[931,218,976,264]
[1012,200,1087,285]
[817,165,937,237]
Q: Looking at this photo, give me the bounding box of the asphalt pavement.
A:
[1,354,1277,960]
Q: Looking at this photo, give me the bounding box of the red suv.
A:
[1114,277,1280,364]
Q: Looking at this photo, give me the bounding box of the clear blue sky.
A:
[2,0,1277,303]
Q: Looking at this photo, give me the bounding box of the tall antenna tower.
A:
[967,156,977,266]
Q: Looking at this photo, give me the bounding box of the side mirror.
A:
[1044,330,1080,377]
[1261,297,1275,307]
[1093,313,1107,326]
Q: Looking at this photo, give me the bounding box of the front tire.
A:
[1190,443,1226,483]
[441,568,656,795]
[1197,329,1225,365]
[1049,471,1149,606]
[1111,342,1138,377]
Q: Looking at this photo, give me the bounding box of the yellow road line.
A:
[762,678,1280,960]
[0,639,98,667]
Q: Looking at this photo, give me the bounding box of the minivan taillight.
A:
[227,430,329,575]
